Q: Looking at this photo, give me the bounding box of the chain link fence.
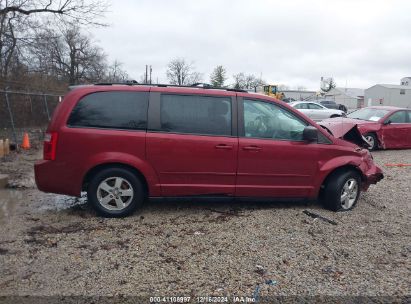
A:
[0,90,63,148]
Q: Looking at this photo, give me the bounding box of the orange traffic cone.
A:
[21,133,31,150]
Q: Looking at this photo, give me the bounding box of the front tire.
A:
[87,167,144,217]
[364,133,378,151]
[323,170,361,212]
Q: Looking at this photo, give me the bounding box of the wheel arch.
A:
[322,165,364,186]
[363,131,380,149]
[318,164,364,198]
[82,162,150,197]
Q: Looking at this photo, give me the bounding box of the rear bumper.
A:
[34,160,81,196]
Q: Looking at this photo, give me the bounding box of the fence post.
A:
[27,92,33,113]
[4,89,18,150]
[43,94,50,121]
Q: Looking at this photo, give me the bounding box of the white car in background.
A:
[289,101,346,122]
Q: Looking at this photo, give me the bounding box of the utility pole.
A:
[145,65,148,84]
[149,65,152,84]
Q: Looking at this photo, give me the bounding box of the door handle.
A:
[242,146,262,151]
[215,144,233,150]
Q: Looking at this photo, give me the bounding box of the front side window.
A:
[387,111,407,123]
[243,99,307,141]
[160,94,232,136]
[68,91,148,130]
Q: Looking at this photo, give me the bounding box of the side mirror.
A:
[383,120,391,125]
[303,126,318,142]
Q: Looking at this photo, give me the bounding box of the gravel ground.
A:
[0,148,410,300]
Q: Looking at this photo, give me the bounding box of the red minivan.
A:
[35,84,383,217]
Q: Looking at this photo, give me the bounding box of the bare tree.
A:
[0,3,29,79]
[31,25,107,85]
[0,0,108,26]
[245,74,265,90]
[0,0,108,83]
[232,73,245,89]
[189,71,202,85]
[232,73,265,90]
[105,60,129,82]
[166,58,202,85]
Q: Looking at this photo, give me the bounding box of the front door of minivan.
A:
[146,91,238,196]
[236,97,319,198]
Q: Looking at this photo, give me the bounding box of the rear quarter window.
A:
[67,91,149,130]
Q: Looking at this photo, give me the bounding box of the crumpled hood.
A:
[319,117,372,137]
[319,117,371,148]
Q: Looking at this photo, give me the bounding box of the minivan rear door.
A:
[236,96,319,198]
[146,89,238,196]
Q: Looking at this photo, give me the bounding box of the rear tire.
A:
[323,170,361,212]
[364,133,378,151]
[87,167,144,217]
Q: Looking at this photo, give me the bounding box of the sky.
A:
[91,0,411,90]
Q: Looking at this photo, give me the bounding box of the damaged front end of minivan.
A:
[318,121,383,189]
[356,148,384,190]
[319,122,371,149]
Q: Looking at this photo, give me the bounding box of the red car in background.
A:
[320,106,411,150]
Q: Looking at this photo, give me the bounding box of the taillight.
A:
[43,132,58,160]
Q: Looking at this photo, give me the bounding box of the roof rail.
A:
[190,82,248,92]
[190,82,213,88]
[94,80,138,86]
[92,81,248,93]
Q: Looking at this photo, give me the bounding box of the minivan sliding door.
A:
[146,91,238,197]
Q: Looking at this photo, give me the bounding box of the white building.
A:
[323,87,364,109]
[364,84,411,108]
[281,90,316,101]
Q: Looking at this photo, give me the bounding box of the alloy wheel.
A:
[96,177,134,211]
[340,178,358,209]
[365,135,375,150]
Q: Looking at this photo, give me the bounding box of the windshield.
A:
[347,108,390,121]
[264,86,277,94]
